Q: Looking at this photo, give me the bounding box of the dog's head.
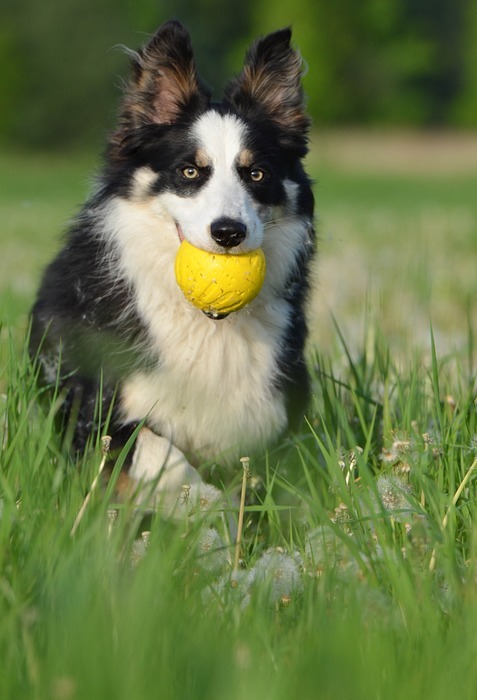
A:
[106,20,313,261]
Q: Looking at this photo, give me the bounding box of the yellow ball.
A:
[174,240,266,317]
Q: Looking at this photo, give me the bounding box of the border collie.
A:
[30,20,315,514]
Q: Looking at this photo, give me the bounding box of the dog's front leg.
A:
[128,427,207,519]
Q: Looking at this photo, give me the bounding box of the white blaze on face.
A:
[156,111,264,253]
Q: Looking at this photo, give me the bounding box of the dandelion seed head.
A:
[392,439,411,453]
[202,570,251,610]
[331,502,353,533]
[248,548,303,603]
[175,482,224,519]
[196,527,229,574]
[376,474,411,513]
[392,461,411,476]
[304,526,355,576]
[380,431,422,475]
[197,483,223,511]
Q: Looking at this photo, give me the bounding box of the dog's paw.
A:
[128,427,221,519]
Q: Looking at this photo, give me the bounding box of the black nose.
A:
[210,218,247,248]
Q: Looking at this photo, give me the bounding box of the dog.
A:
[30,20,315,515]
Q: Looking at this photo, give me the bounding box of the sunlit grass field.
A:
[1,132,477,699]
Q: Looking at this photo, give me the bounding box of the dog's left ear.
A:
[225,28,310,154]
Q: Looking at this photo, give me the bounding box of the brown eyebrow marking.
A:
[238,149,254,168]
[194,148,210,168]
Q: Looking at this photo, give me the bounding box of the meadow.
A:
[1,131,477,699]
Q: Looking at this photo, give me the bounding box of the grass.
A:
[308,130,477,354]
[0,148,95,326]
[1,132,477,699]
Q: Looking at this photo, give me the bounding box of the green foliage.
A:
[0,0,476,149]
[252,0,470,125]
[452,0,477,125]
[2,0,128,148]
[0,0,250,149]
[2,316,477,699]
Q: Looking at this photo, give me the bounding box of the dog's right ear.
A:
[111,20,211,149]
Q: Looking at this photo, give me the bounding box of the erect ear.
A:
[224,29,310,154]
[112,20,211,145]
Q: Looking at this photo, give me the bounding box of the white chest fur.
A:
[119,303,290,465]
[105,197,295,465]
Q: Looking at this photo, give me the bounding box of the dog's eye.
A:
[181,166,200,180]
[250,168,266,183]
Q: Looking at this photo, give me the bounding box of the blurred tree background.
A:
[0,0,476,150]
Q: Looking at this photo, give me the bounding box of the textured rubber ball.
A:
[174,240,266,317]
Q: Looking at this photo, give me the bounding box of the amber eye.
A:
[250,168,265,182]
[181,166,200,179]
